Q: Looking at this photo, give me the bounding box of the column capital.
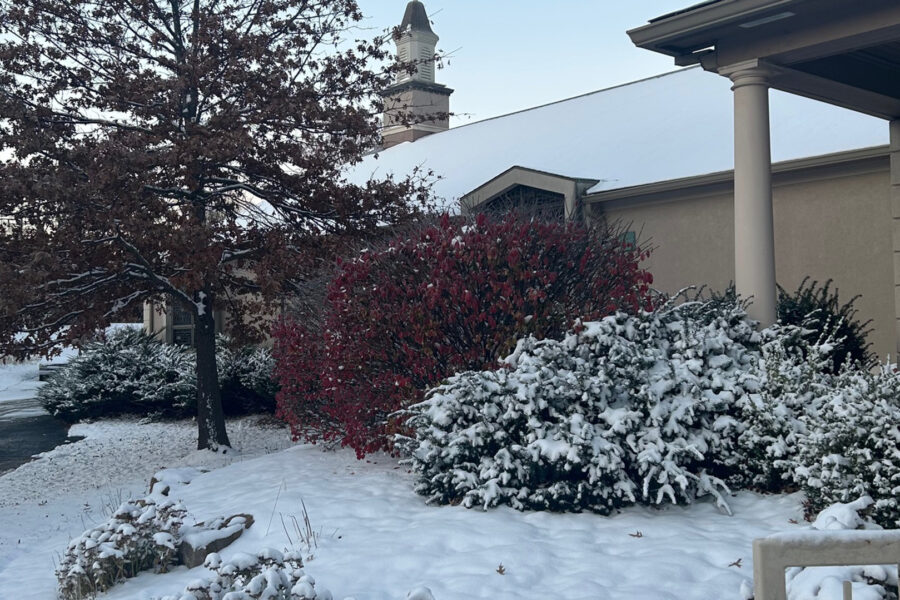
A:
[719,58,773,90]
[890,119,900,152]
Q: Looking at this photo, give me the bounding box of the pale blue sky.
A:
[356,1,694,126]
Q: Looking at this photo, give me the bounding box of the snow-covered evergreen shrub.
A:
[57,497,186,600]
[731,320,900,527]
[793,365,900,528]
[39,329,277,421]
[401,297,763,513]
[39,328,196,421]
[402,352,636,513]
[402,280,900,521]
[158,549,331,600]
[730,325,835,492]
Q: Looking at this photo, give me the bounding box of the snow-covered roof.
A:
[347,66,888,206]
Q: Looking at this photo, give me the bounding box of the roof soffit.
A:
[630,0,900,66]
[631,0,900,119]
[628,0,803,57]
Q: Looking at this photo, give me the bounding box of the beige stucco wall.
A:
[598,166,895,361]
[605,190,736,295]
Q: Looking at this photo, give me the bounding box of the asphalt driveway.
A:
[0,398,78,475]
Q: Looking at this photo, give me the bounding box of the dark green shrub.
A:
[702,279,873,372]
[39,328,277,421]
[777,278,874,372]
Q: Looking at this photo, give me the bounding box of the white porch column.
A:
[722,60,778,327]
[890,119,900,356]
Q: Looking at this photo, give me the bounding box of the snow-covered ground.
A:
[1,341,894,600]
[1,415,896,600]
[0,417,294,599]
[104,449,808,600]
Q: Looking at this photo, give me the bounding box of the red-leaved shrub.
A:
[274,212,653,457]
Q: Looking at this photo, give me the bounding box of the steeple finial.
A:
[400,1,433,33]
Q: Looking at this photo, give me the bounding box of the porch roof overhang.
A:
[627,0,900,119]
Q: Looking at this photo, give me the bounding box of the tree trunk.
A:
[194,303,230,450]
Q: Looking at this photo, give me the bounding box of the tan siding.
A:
[600,167,895,361]
[773,170,893,362]
[607,191,735,297]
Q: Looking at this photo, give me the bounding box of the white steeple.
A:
[394,1,439,84]
[381,1,452,149]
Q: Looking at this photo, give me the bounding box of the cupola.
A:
[380,1,453,148]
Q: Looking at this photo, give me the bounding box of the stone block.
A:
[179,513,255,568]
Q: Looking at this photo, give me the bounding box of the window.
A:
[171,305,194,346]
[481,185,566,221]
[618,231,637,248]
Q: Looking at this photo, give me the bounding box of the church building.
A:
[146,0,900,363]
[358,0,899,361]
